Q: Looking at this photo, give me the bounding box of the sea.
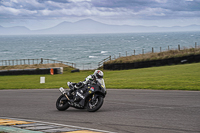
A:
[0,31,200,69]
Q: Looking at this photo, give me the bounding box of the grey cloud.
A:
[160,0,200,11]
[1,0,46,10]
[0,0,200,21]
[38,0,70,3]
[91,0,154,8]
[92,0,200,12]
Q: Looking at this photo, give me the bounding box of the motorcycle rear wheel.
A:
[56,95,70,111]
[86,95,104,112]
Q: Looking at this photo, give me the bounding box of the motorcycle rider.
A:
[67,70,104,98]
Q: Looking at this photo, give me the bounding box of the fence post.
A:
[160,47,162,52]
[178,44,180,51]
[134,50,135,55]
[152,47,154,53]
[126,51,127,56]
[40,58,43,64]
[195,42,197,48]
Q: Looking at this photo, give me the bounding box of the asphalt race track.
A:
[0,89,200,133]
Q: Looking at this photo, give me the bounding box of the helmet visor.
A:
[96,73,103,79]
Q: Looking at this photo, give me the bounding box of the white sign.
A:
[40,77,45,84]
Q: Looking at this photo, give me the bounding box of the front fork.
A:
[90,93,98,103]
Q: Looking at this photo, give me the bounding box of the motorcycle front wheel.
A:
[86,95,104,112]
[56,95,70,111]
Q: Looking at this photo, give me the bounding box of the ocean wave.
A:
[101,51,108,54]
[34,49,45,52]
[89,56,98,58]
[0,51,12,54]
[84,51,91,53]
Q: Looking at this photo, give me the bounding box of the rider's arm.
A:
[83,75,95,84]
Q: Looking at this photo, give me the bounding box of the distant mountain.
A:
[34,19,119,34]
[34,19,200,34]
[0,19,200,35]
[0,26,31,35]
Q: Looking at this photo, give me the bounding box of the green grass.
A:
[0,63,200,90]
[105,63,200,90]
[106,47,200,64]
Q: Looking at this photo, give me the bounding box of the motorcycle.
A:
[56,79,106,112]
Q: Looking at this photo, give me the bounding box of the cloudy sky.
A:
[0,0,200,30]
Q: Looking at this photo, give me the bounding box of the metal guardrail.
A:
[0,58,76,68]
[98,56,111,67]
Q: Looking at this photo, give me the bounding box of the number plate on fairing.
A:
[59,87,65,94]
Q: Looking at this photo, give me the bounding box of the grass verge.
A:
[106,47,200,64]
[0,63,200,90]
